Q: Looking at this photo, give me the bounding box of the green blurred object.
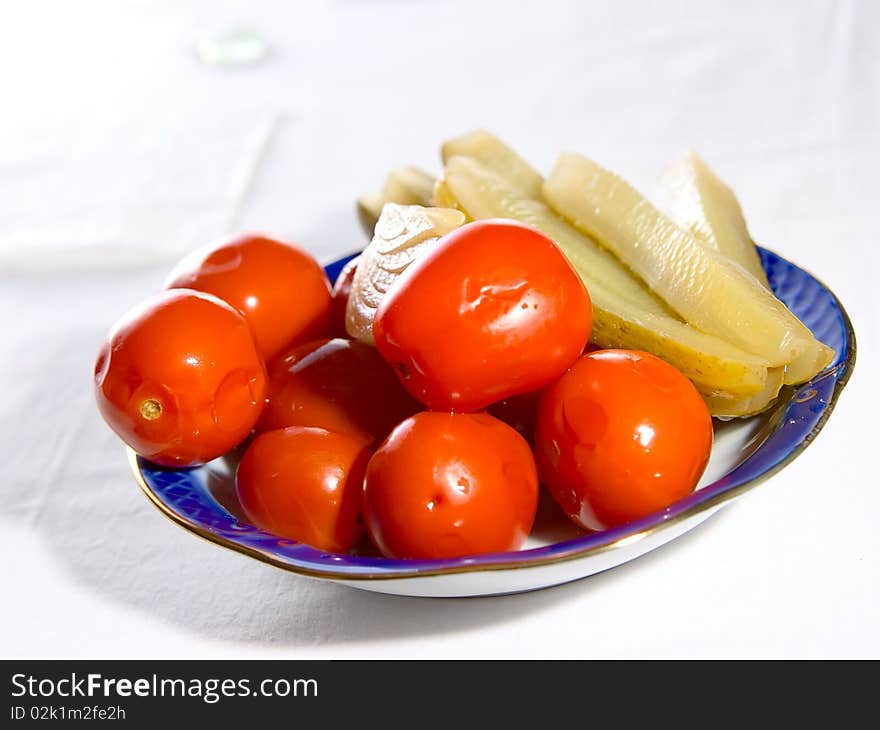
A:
[196,27,270,67]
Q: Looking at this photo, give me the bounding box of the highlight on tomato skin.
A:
[372,219,593,412]
[257,337,421,448]
[94,288,268,468]
[362,411,539,560]
[165,233,333,363]
[235,426,370,554]
[534,349,713,531]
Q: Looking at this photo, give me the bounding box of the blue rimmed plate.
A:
[130,248,856,597]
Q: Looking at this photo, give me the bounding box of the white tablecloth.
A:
[2,0,877,658]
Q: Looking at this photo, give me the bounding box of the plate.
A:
[130,247,856,597]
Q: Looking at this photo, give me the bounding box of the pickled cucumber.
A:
[545,153,816,367]
[701,366,785,418]
[783,342,836,385]
[656,150,770,287]
[441,129,544,198]
[432,177,469,217]
[655,150,834,384]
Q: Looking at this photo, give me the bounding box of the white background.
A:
[1,0,877,658]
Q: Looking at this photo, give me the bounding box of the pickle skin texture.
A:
[544,153,816,367]
[432,177,470,219]
[442,154,770,399]
[783,342,835,385]
[655,149,834,383]
[656,149,770,288]
[442,129,545,199]
[701,366,785,418]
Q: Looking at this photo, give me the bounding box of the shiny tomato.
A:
[373,219,592,411]
[165,233,333,362]
[535,350,713,531]
[94,289,267,467]
[257,338,420,447]
[363,412,539,559]
[330,255,359,337]
[236,427,370,553]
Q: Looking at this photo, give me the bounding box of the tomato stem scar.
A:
[140,398,162,421]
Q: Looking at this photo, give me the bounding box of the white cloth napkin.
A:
[0,0,317,272]
[0,109,281,271]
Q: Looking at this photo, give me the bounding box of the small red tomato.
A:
[236,427,370,553]
[373,219,592,411]
[363,412,539,559]
[165,233,333,362]
[94,289,267,467]
[258,338,420,447]
[535,350,713,531]
[330,255,359,337]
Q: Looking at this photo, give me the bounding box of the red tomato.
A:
[165,233,333,362]
[373,219,592,411]
[236,427,370,553]
[94,289,268,467]
[330,255,359,337]
[258,338,420,446]
[363,412,539,559]
[535,350,713,531]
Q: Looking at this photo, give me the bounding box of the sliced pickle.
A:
[357,166,436,237]
[701,367,785,419]
[442,129,544,198]
[656,150,834,382]
[345,204,465,345]
[442,155,769,398]
[656,150,770,287]
[544,153,816,367]
[783,342,836,385]
[432,177,470,218]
